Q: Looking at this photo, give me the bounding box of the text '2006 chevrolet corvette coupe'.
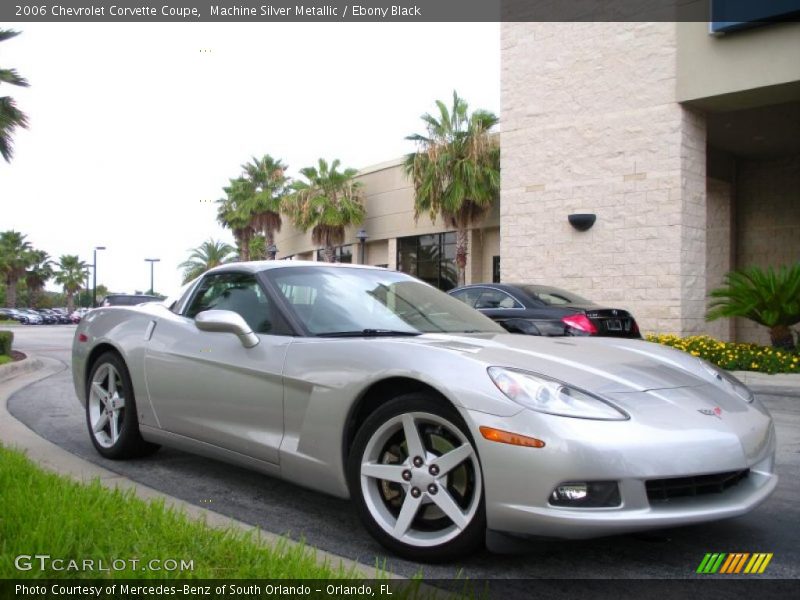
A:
[72,262,777,561]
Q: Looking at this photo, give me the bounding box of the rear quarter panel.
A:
[72,305,167,427]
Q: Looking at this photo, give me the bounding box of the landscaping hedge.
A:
[0,330,12,356]
[646,334,800,375]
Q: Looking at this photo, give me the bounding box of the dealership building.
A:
[275,21,800,345]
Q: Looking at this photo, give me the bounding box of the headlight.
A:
[697,359,754,403]
[487,367,628,420]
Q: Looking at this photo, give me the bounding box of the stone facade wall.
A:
[734,154,800,345]
[501,22,707,335]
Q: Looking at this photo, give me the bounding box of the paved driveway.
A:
[6,326,800,586]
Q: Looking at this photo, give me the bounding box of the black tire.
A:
[85,352,159,459]
[347,393,486,562]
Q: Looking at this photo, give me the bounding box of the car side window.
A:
[450,288,482,308]
[475,289,522,309]
[184,273,278,334]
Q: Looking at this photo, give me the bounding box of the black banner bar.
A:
[1,579,799,600]
[3,0,800,23]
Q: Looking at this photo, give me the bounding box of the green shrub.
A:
[706,264,800,349]
[647,334,800,374]
[0,330,12,356]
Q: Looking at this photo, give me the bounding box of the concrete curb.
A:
[0,355,43,383]
[731,370,800,392]
[0,355,391,580]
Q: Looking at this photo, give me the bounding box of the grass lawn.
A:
[0,444,370,579]
[0,355,11,366]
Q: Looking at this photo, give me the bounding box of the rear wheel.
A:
[347,394,485,561]
[86,352,159,459]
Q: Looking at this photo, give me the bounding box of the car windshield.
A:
[267,266,504,336]
[521,285,592,306]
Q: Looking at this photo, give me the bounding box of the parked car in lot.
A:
[100,294,162,307]
[0,308,30,324]
[449,283,641,338]
[16,309,43,325]
[70,308,90,324]
[33,308,59,324]
[50,308,73,324]
[72,262,775,561]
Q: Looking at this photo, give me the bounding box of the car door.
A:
[143,271,291,464]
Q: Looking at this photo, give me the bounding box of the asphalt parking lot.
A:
[5,326,800,588]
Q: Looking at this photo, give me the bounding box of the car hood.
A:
[415,332,719,395]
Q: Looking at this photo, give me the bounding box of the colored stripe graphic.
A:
[697,553,727,573]
[744,553,774,574]
[699,552,773,574]
[720,553,750,573]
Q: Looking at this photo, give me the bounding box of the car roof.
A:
[451,283,529,294]
[106,293,159,298]
[206,260,387,275]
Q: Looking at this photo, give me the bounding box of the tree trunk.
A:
[29,286,41,308]
[324,245,335,263]
[241,235,251,261]
[769,324,795,350]
[66,292,75,313]
[455,227,468,287]
[6,279,17,308]
[266,230,275,260]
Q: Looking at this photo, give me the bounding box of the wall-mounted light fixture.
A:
[356,228,368,264]
[568,213,596,232]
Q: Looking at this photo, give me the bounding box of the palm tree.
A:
[179,238,236,284]
[404,91,500,286]
[707,264,800,350]
[287,158,365,262]
[216,177,254,261]
[54,255,89,313]
[25,249,53,308]
[0,29,30,162]
[0,230,33,308]
[242,155,289,257]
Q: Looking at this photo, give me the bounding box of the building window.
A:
[492,256,500,283]
[316,245,353,263]
[397,232,457,291]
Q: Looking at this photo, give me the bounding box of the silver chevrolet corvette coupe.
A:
[72,262,777,561]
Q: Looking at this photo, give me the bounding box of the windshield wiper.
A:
[317,329,422,338]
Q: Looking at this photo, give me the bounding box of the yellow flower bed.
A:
[646,334,800,375]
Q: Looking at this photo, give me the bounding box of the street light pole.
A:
[92,246,106,308]
[84,269,90,308]
[144,258,161,295]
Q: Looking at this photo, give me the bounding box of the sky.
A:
[1,22,500,298]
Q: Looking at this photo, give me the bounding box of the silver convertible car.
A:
[72,262,777,561]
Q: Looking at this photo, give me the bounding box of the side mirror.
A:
[195,310,259,348]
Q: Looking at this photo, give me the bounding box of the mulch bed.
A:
[10,350,26,361]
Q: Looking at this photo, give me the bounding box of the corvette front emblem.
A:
[699,407,723,418]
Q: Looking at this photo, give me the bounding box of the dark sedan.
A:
[449,283,641,338]
[100,294,162,307]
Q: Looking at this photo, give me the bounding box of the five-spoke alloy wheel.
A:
[86,352,158,459]
[348,393,485,561]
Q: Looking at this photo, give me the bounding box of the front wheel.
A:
[347,394,485,561]
[86,352,159,459]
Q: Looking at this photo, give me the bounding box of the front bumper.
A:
[467,401,777,539]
